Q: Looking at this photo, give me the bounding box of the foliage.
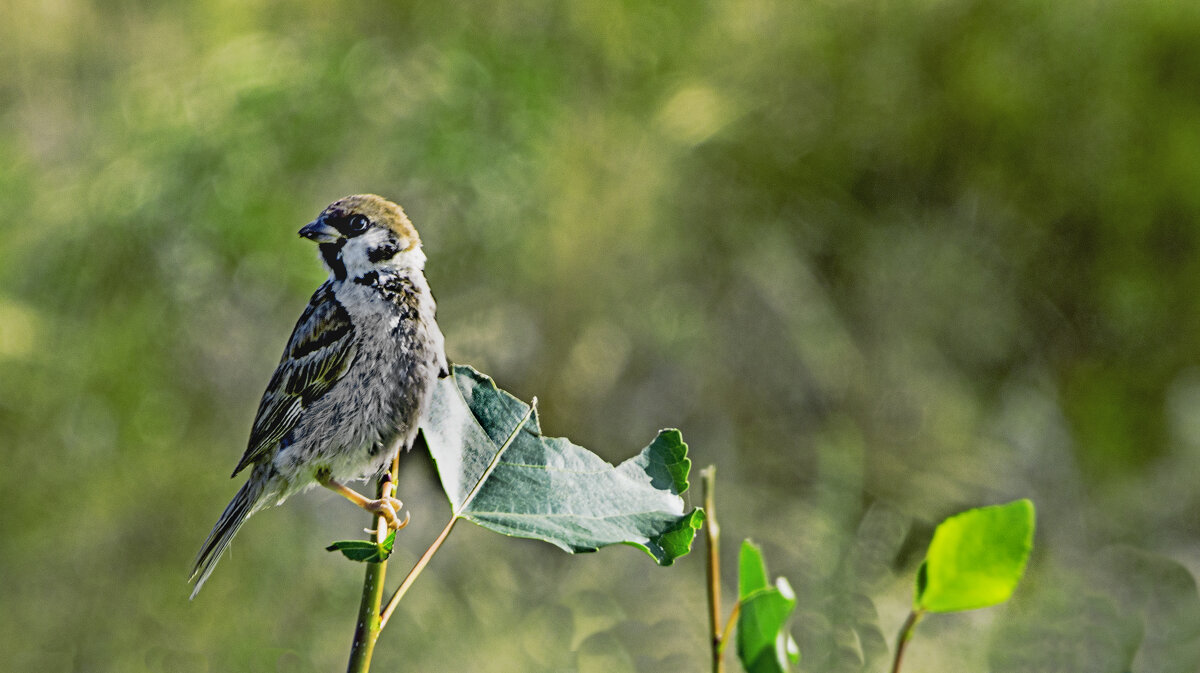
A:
[915,499,1035,613]
[893,500,1036,673]
[736,540,799,673]
[422,365,703,563]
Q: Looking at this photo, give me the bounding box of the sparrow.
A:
[190,194,447,598]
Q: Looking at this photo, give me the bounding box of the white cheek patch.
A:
[340,231,386,271]
[338,229,424,280]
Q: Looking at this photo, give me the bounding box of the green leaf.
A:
[420,365,702,565]
[737,540,799,673]
[325,530,396,563]
[915,499,1036,613]
[739,538,770,597]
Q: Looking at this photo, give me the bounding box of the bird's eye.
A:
[347,214,370,234]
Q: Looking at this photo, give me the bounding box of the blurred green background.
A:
[4,1,1200,671]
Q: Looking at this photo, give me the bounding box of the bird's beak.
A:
[298,220,342,243]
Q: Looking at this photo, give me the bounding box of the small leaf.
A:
[326,530,396,563]
[737,540,799,673]
[915,499,1035,613]
[420,365,702,565]
[739,538,770,597]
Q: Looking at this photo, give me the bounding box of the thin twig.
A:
[890,609,924,673]
[702,465,724,673]
[378,514,458,630]
[377,399,536,631]
[717,600,740,656]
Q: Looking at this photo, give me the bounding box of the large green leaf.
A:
[915,499,1035,613]
[737,540,799,673]
[420,365,703,565]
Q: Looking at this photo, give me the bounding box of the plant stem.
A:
[345,470,396,673]
[702,465,724,673]
[890,609,924,673]
[379,513,458,629]
[346,546,387,672]
[717,600,740,657]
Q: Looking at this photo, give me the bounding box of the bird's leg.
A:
[318,474,410,531]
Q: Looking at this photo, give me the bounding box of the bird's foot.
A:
[319,475,411,531]
[364,495,410,531]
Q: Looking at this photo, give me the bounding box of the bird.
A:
[189,194,447,598]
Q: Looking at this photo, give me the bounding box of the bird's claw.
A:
[366,496,410,531]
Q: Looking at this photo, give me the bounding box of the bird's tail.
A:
[189,478,262,599]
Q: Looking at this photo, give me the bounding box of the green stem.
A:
[890,609,924,673]
[345,473,395,673]
[702,466,724,673]
[346,551,387,672]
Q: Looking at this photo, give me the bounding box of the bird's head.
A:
[299,194,423,280]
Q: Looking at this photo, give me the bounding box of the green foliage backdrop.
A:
[3,1,1200,671]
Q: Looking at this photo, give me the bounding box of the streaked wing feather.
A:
[231,283,356,476]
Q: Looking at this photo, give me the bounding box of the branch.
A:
[345,455,399,673]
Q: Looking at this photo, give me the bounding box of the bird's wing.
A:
[231,282,358,476]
